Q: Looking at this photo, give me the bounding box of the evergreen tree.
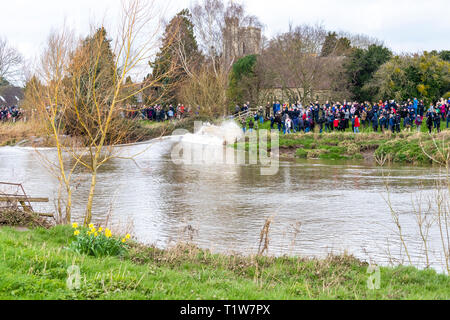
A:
[321,33,351,57]
[366,52,450,104]
[65,27,117,136]
[227,54,259,106]
[439,50,450,62]
[69,27,116,105]
[150,9,201,105]
[335,37,351,56]
[343,44,392,101]
[321,32,338,57]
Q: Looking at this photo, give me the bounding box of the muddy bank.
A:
[247,131,450,166]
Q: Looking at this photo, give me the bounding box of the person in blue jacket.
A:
[413,98,419,116]
[372,112,379,132]
[395,113,401,133]
[389,114,395,133]
[379,114,386,133]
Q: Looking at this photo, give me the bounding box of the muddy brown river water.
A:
[0,135,448,273]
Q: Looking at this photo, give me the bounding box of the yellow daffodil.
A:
[94,232,99,237]
[98,227,103,233]
[89,224,94,229]
[121,239,126,243]
[125,234,131,240]
[74,230,80,236]
[91,228,97,233]
[72,223,79,229]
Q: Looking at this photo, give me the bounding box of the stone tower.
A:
[223,17,262,67]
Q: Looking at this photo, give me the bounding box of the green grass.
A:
[0,226,448,300]
[235,119,450,165]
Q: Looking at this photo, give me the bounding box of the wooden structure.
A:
[232,107,259,122]
[0,182,52,217]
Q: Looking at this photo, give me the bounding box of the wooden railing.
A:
[0,182,52,218]
[231,107,260,121]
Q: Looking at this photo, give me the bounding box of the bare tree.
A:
[380,134,450,274]
[260,24,337,103]
[27,0,179,226]
[338,31,384,50]
[190,0,262,74]
[180,0,263,115]
[23,27,81,225]
[191,0,225,67]
[0,37,23,82]
[178,64,228,117]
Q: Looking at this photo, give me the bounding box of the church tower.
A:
[223,17,261,67]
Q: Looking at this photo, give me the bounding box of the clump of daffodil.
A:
[69,224,131,258]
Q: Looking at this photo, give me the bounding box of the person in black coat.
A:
[248,119,255,132]
[426,112,433,134]
[275,113,282,132]
[433,112,441,133]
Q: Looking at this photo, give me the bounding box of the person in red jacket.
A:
[334,117,339,130]
[354,115,361,133]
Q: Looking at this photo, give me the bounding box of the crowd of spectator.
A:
[240,98,450,134]
[0,105,23,122]
[122,104,195,122]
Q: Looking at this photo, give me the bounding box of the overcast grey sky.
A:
[1,0,449,60]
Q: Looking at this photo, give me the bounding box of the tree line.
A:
[147,1,450,110]
[1,0,448,116]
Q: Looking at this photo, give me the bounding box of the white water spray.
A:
[181,120,243,146]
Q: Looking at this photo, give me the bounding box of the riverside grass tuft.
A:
[0,225,448,300]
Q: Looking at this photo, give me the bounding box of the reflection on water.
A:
[0,139,448,273]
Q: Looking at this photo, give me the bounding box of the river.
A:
[0,127,448,273]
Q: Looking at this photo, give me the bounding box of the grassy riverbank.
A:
[236,120,450,165]
[0,225,448,300]
[0,120,47,147]
[280,131,449,164]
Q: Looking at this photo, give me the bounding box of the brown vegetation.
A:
[0,120,46,146]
